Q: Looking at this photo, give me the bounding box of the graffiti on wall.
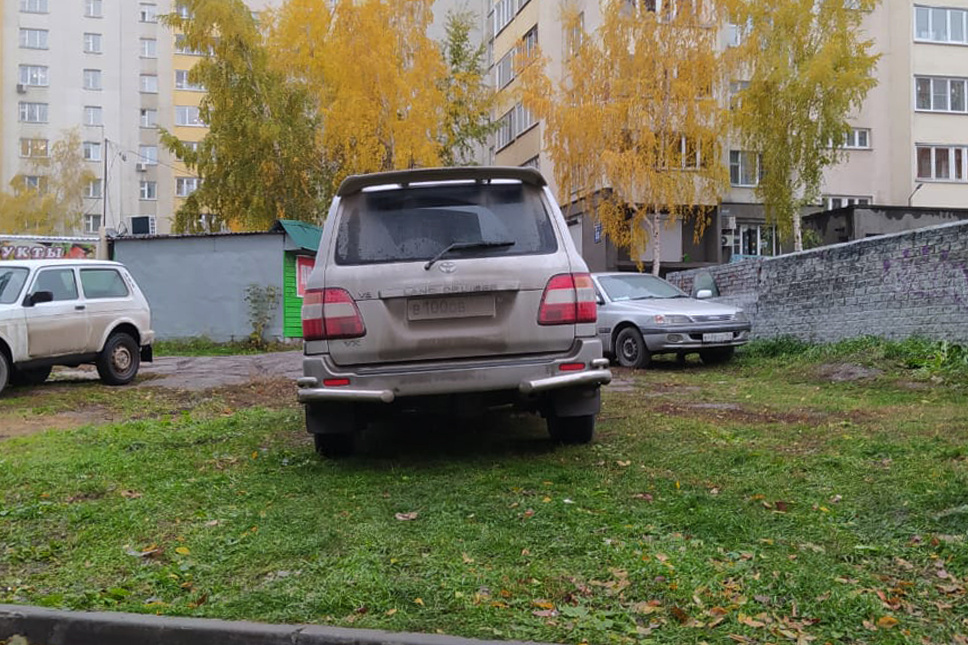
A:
[0,240,97,261]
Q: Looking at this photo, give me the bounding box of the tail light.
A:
[302,288,366,341]
[538,273,597,325]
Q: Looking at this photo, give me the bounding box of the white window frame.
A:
[140,38,158,58]
[85,0,103,18]
[916,144,968,182]
[85,179,103,199]
[83,213,103,235]
[495,108,515,150]
[176,177,200,197]
[139,181,158,201]
[20,0,47,13]
[916,76,968,113]
[129,215,157,235]
[139,145,159,165]
[83,141,102,162]
[915,5,968,44]
[139,3,158,23]
[18,102,48,123]
[84,105,103,126]
[140,74,159,93]
[84,33,103,54]
[493,0,516,36]
[19,28,49,49]
[175,105,204,127]
[19,65,48,87]
[83,69,103,91]
[729,150,761,186]
[19,138,49,158]
[140,108,158,128]
[823,195,871,210]
[495,51,514,88]
[175,70,205,91]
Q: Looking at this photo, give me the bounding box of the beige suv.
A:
[298,167,611,457]
[0,259,154,394]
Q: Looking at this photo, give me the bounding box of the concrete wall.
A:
[667,220,968,344]
[112,233,286,342]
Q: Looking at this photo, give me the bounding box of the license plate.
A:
[703,332,733,343]
[408,295,495,321]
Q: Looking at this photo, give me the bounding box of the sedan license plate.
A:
[408,295,495,321]
[702,332,733,343]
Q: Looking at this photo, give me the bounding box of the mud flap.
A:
[140,345,153,363]
[547,386,601,418]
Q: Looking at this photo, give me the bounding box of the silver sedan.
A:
[592,272,751,368]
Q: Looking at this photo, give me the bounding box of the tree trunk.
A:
[792,208,803,253]
[651,211,661,276]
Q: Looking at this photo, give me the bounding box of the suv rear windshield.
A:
[334,182,558,265]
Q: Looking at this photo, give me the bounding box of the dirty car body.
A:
[593,272,751,368]
[298,167,611,457]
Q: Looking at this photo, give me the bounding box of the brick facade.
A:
[666,220,968,343]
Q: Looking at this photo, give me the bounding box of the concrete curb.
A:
[0,604,560,645]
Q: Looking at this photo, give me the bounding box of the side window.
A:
[692,270,720,298]
[80,269,130,299]
[30,268,79,301]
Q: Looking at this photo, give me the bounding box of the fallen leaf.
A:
[532,609,558,618]
[413,597,424,606]
[522,509,535,519]
[521,548,531,556]
[632,493,654,502]
[774,501,789,513]
[385,608,397,616]
[532,600,554,610]
[120,490,142,499]
[617,460,631,467]
[670,606,690,624]
[462,552,474,564]
[395,512,419,521]
[738,613,765,628]
[174,546,190,556]
[632,602,660,615]
[877,616,899,628]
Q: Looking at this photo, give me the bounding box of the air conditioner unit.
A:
[135,162,149,172]
[16,83,27,94]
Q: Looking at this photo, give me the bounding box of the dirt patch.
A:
[648,401,868,428]
[814,363,884,382]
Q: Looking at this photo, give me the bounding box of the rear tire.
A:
[615,327,651,368]
[547,414,595,445]
[700,347,735,365]
[313,433,356,458]
[12,366,52,387]
[0,353,9,396]
[97,333,141,385]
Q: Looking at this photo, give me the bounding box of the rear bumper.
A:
[298,339,611,405]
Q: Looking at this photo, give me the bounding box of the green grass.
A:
[153,337,299,357]
[1,340,967,644]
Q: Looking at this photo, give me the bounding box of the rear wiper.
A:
[424,240,514,271]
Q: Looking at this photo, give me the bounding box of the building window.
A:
[139,181,157,200]
[729,150,761,186]
[522,26,539,58]
[141,38,157,58]
[916,76,968,113]
[18,65,48,87]
[513,102,536,137]
[20,0,47,13]
[139,145,159,165]
[833,127,871,149]
[140,108,158,128]
[495,52,514,89]
[85,179,103,199]
[83,214,102,235]
[19,102,48,123]
[176,140,200,160]
[175,105,204,126]
[496,109,515,150]
[176,177,200,197]
[84,105,103,126]
[823,195,871,210]
[175,70,205,91]
[139,3,157,23]
[22,175,47,192]
[83,69,102,91]
[19,28,49,50]
[19,138,49,158]
[83,141,102,162]
[84,33,103,54]
[140,74,159,93]
[175,2,192,19]
[85,0,102,18]
[726,223,778,257]
[493,0,516,35]
[916,144,967,181]
[174,34,207,56]
[565,13,583,58]
[915,6,968,44]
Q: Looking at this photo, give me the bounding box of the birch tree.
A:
[726,0,880,251]
[161,0,326,233]
[520,2,730,275]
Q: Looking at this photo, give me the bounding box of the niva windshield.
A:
[334,182,558,265]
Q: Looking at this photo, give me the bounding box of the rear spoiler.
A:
[336,166,547,197]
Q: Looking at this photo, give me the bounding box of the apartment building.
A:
[488,1,968,270]
[0,0,280,237]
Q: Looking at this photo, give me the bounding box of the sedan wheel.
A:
[615,327,650,369]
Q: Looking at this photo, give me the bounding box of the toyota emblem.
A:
[438,261,458,274]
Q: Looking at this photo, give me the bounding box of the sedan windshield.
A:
[598,274,687,301]
[0,267,29,304]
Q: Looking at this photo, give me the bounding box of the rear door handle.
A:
[75,305,86,311]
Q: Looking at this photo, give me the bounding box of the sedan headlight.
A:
[654,314,691,324]
[734,312,749,322]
